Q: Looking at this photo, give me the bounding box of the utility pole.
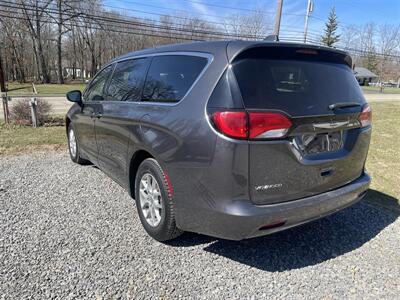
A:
[303,0,314,43]
[273,0,283,36]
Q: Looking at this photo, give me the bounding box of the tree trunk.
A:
[36,39,50,83]
[90,51,96,78]
[80,47,85,80]
[10,40,26,83]
[16,57,26,83]
[35,10,50,83]
[72,28,77,80]
[56,0,64,84]
[57,33,64,84]
[0,53,6,93]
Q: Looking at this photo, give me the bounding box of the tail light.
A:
[359,105,372,127]
[213,111,248,138]
[248,112,292,139]
[212,111,292,140]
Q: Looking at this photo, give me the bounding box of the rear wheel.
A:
[67,124,90,165]
[135,158,183,241]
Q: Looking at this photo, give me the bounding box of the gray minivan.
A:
[66,40,372,241]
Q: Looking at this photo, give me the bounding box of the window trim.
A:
[93,52,213,106]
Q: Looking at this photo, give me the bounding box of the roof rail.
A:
[263,34,279,42]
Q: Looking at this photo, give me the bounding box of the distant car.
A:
[65,40,372,241]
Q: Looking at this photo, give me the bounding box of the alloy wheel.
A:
[69,129,77,158]
[139,173,163,227]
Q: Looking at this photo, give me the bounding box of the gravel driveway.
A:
[1,152,399,299]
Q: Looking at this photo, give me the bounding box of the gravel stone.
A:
[1,152,399,299]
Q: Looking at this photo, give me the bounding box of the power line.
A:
[4,0,321,42]
[109,0,304,17]
[0,1,259,40]
[104,0,246,22]
[179,0,275,14]
[35,0,278,33]
[0,2,347,42]
[0,11,204,41]
[0,1,398,60]
[34,0,251,30]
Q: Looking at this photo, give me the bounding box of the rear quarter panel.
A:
[126,50,251,231]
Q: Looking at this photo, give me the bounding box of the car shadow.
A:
[168,189,398,271]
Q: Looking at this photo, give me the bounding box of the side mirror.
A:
[66,90,82,104]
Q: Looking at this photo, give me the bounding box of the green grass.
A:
[365,101,400,210]
[0,124,67,155]
[362,86,400,94]
[6,82,86,96]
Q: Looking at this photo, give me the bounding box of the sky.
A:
[103,0,400,40]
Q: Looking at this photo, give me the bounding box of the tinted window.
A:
[207,68,244,109]
[107,58,149,101]
[233,58,365,116]
[143,55,207,103]
[85,65,113,101]
[234,59,364,115]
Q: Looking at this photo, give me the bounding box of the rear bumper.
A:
[180,172,371,240]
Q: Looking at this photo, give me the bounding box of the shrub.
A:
[11,98,52,125]
[43,115,65,127]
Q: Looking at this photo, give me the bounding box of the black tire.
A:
[67,124,90,165]
[135,158,183,241]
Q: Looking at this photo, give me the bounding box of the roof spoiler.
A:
[228,44,353,67]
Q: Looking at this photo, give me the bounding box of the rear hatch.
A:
[209,45,372,205]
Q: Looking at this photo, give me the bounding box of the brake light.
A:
[212,111,292,139]
[359,105,372,127]
[213,111,248,138]
[296,49,318,55]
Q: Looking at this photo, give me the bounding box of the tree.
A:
[377,24,400,82]
[0,13,27,82]
[51,0,81,84]
[359,23,379,73]
[19,0,53,83]
[224,9,270,40]
[321,7,340,47]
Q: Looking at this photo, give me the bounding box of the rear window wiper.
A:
[328,102,361,110]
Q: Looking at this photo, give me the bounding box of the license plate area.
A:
[293,131,344,155]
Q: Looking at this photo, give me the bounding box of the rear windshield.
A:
[233,53,365,116]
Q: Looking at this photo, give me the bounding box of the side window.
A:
[84,65,113,101]
[142,55,208,103]
[106,58,149,102]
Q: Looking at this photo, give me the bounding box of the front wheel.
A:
[135,158,183,241]
[67,124,90,165]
